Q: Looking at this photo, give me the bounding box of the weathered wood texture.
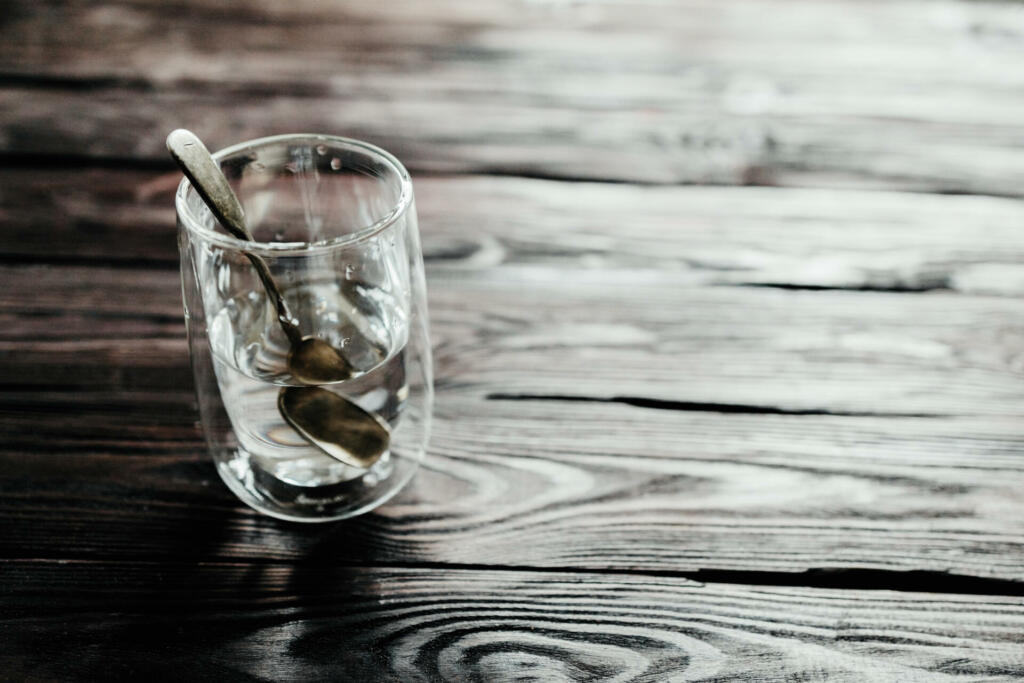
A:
[5,0,1024,678]
[4,242,1024,578]
[4,0,1024,193]
[10,169,1024,295]
[4,562,1024,682]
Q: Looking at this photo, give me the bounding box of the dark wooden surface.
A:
[3,1,1024,680]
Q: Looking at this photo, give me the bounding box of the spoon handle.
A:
[245,253,303,346]
[167,129,302,346]
[167,129,251,241]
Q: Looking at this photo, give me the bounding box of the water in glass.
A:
[208,275,408,501]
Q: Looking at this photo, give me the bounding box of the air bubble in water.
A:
[316,144,327,155]
[330,157,342,171]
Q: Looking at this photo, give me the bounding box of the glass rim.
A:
[175,133,414,254]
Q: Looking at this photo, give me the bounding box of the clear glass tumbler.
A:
[176,134,432,522]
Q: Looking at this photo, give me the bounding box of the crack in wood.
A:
[0,151,175,171]
[486,393,943,419]
[16,556,1010,597]
[0,72,155,92]
[334,562,1024,597]
[0,252,179,268]
[732,281,952,294]
[672,567,1024,597]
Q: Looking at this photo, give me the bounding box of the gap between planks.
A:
[3,557,1023,598]
[485,393,946,419]
[4,152,1024,202]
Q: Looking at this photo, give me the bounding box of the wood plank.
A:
[3,562,1023,681]
[0,169,178,265]
[6,0,1023,674]
[3,264,1024,577]
[3,0,1024,191]
[7,169,1024,298]
[5,264,1024,417]
[3,395,1024,579]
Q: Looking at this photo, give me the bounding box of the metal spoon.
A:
[168,129,389,469]
[167,129,353,385]
[278,386,390,469]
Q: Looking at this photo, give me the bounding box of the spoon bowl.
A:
[289,336,355,385]
[278,386,390,469]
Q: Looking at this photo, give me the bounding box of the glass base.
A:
[215,446,420,522]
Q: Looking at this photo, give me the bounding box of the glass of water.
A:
[176,134,432,522]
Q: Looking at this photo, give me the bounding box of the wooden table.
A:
[3,1,1024,679]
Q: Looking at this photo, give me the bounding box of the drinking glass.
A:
[176,134,432,522]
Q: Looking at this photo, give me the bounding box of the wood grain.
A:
[5,0,1024,675]
[0,168,178,265]
[7,263,1024,416]
[5,152,1024,579]
[3,257,1024,578]
[4,389,1024,579]
[3,561,1024,682]
[4,1,1024,192]
[8,168,1024,297]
